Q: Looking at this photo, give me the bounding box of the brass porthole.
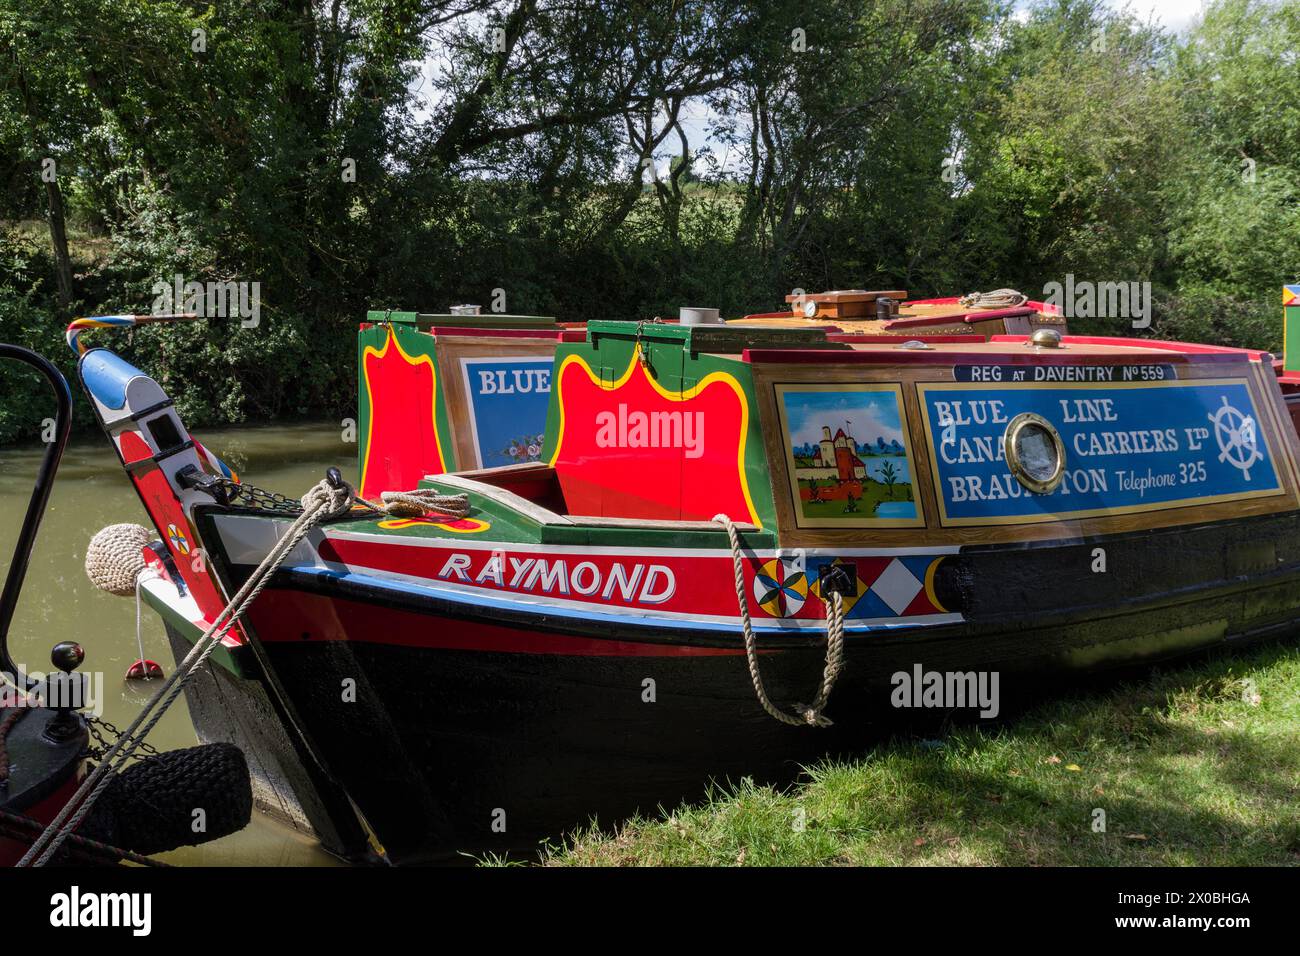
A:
[1003,412,1066,494]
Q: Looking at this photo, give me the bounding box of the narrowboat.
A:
[75,286,1300,863]
[0,344,252,865]
[72,291,1065,857]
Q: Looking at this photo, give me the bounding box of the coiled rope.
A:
[958,288,1028,309]
[356,489,470,519]
[18,477,356,866]
[713,514,845,728]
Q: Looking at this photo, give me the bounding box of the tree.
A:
[880,459,898,494]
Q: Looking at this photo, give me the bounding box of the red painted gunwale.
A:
[991,334,1272,363]
[249,590,744,657]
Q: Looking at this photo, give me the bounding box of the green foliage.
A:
[1163,0,1300,348]
[1,0,1298,443]
[0,230,83,441]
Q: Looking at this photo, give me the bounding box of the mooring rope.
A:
[958,288,1028,309]
[18,476,356,866]
[355,488,470,520]
[713,514,845,728]
[132,570,150,672]
[0,807,169,866]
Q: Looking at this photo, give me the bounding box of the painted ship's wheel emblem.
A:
[1208,396,1261,480]
[166,523,191,555]
[752,558,807,617]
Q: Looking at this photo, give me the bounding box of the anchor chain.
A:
[187,473,471,521]
[87,716,160,761]
[198,475,308,515]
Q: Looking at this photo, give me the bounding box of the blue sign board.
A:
[918,379,1281,524]
[460,357,553,468]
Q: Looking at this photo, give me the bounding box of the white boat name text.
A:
[437,553,677,604]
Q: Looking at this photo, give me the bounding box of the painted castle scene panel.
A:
[777,385,920,526]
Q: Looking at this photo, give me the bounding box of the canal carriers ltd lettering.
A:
[920,380,1281,523]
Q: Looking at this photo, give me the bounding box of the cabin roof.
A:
[741,336,1273,367]
[364,310,559,330]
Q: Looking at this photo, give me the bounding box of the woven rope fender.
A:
[85,523,153,596]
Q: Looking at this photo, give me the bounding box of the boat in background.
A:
[0,344,95,865]
[0,344,252,866]
[78,286,1300,863]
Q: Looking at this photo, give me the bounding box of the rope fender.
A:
[52,476,468,867]
[85,523,152,596]
[19,476,356,866]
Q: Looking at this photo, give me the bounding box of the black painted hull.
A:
[162,623,370,860]
[203,512,1300,864]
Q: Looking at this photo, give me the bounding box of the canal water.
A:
[0,422,354,865]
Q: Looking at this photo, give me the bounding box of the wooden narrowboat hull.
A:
[177,506,1300,863]
[82,296,1300,864]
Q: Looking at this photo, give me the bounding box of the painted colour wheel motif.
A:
[752,558,808,617]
